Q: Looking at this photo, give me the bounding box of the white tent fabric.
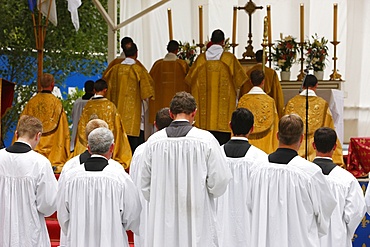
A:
[116,0,370,141]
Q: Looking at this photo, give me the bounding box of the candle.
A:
[333,3,338,41]
[267,5,272,44]
[199,5,203,44]
[300,3,304,43]
[232,6,237,44]
[167,8,173,40]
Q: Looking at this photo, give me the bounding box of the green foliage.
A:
[0,0,109,141]
[60,87,85,126]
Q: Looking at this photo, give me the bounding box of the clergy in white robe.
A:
[141,92,232,247]
[59,119,111,247]
[70,80,94,151]
[312,127,365,247]
[57,127,141,247]
[0,115,57,247]
[215,108,268,247]
[129,107,172,247]
[247,114,336,247]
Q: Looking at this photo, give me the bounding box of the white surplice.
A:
[0,146,58,247]
[141,127,232,247]
[216,140,268,247]
[320,166,365,247]
[129,143,148,247]
[247,156,337,247]
[57,159,141,247]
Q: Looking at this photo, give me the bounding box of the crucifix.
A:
[236,0,263,59]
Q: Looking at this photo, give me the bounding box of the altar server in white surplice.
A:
[58,118,109,247]
[141,92,232,247]
[312,127,365,247]
[215,108,267,247]
[0,115,58,247]
[247,114,336,247]
[129,107,172,247]
[57,128,141,247]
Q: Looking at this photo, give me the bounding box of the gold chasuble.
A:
[104,63,155,137]
[284,95,344,166]
[237,93,279,154]
[185,52,248,132]
[148,59,189,123]
[73,98,132,169]
[102,58,145,79]
[240,65,284,118]
[17,92,70,173]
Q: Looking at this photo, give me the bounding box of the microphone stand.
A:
[300,64,311,160]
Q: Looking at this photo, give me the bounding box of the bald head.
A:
[85,119,109,139]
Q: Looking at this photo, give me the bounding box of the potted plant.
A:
[305,34,329,80]
[272,35,299,81]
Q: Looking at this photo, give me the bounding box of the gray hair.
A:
[88,127,114,154]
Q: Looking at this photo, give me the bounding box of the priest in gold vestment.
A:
[284,75,344,166]
[14,73,70,173]
[73,79,132,169]
[149,40,189,123]
[104,42,155,152]
[240,50,284,118]
[184,29,248,144]
[237,70,279,154]
[102,37,144,78]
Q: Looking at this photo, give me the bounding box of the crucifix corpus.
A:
[236,0,263,59]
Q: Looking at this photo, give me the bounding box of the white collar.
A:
[248,86,266,94]
[231,136,249,141]
[205,45,223,61]
[16,140,32,148]
[163,53,178,61]
[121,57,136,65]
[315,156,333,161]
[91,154,109,160]
[299,89,316,96]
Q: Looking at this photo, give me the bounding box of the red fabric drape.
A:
[347,137,370,177]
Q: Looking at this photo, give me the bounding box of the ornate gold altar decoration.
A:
[235,0,263,59]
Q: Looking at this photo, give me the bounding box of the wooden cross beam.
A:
[236,0,263,59]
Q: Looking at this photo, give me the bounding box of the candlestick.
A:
[167,8,173,40]
[300,3,304,43]
[232,6,237,45]
[333,3,338,42]
[199,5,203,45]
[267,5,272,44]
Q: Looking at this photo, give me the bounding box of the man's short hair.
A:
[303,74,318,88]
[250,70,265,86]
[278,114,304,145]
[40,73,54,88]
[314,127,337,153]
[167,40,179,53]
[124,42,138,57]
[84,80,95,93]
[231,108,254,135]
[17,115,43,139]
[211,29,225,43]
[121,36,133,50]
[94,79,108,92]
[85,119,109,139]
[88,127,114,154]
[255,50,263,62]
[170,91,197,115]
[155,107,172,130]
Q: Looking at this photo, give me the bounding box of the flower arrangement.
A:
[305,34,329,71]
[272,35,299,71]
[177,40,198,67]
